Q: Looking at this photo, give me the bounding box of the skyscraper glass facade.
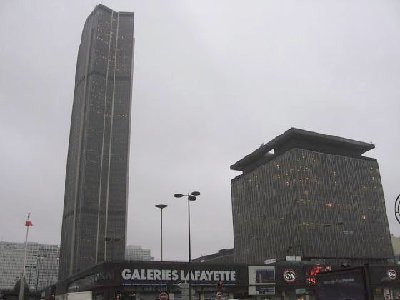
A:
[59,5,134,280]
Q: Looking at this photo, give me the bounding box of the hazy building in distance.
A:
[59,4,134,280]
[391,234,400,261]
[0,242,59,291]
[125,245,153,261]
[231,128,393,265]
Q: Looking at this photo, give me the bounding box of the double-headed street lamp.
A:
[174,191,200,300]
[173,191,200,262]
[155,204,167,261]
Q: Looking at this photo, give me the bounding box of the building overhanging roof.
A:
[231,128,375,172]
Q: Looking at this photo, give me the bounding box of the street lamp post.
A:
[174,191,200,300]
[19,213,33,300]
[155,204,167,261]
[395,194,400,224]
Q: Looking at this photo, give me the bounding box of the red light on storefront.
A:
[306,265,331,285]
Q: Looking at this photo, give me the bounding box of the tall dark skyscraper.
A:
[59,5,134,280]
[231,128,393,264]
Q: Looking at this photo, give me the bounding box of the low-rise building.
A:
[53,261,400,300]
[391,234,400,262]
[125,245,153,261]
[0,241,59,291]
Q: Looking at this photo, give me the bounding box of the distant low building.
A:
[391,234,400,261]
[0,241,59,291]
[125,245,153,261]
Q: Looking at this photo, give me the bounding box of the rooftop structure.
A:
[231,127,375,173]
[193,248,234,264]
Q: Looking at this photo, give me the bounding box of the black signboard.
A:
[62,261,246,293]
[315,267,368,300]
[368,266,400,287]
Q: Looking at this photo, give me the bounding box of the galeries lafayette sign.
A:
[122,268,237,283]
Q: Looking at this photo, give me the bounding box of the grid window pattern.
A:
[0,242,59,291]
[232,144,393,264]
[125,245,153,261]
[59,5,134,280]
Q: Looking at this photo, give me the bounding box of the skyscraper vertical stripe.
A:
[59,5,134,280]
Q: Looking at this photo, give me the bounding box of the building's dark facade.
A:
[56,261,247,299]
[231,128,393,265]
[52,261,400,300]
[59,5,134,280]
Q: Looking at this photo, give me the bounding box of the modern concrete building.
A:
[125,245,153,261]
[0,242,59,291]
[59,4,134,280]
[231,128,393,265]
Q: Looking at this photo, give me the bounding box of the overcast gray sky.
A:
[0,0,399,261]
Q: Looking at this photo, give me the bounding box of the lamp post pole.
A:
[19,213,33,300]
[155,204,167,261]
[187,200,192,263]
[395,194,400,224]
[174,191,200,300]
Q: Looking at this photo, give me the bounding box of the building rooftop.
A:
[193,248,234,263]
[231,128,375,172]
[85,4,134,23]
